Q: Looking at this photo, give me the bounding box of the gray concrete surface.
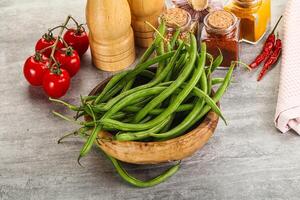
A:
[0,0,296,200]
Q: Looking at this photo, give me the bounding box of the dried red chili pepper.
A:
[249,16,282,69]
[257,38,282,81]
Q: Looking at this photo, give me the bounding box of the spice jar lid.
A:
[207,10,234,29]
[161,8,190,28]
[204,10,238,35]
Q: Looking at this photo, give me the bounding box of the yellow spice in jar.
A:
[224,0,271,44]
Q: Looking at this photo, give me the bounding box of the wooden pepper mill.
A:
[86,0,135,71]
[128,0,165,48]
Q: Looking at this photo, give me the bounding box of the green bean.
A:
[122,104,194,115]
[91,95,154,113]
[170,28,181,49]
[153,20,167,47]
[152,88,223,140]
[190,62,235,125]
[157,81,173,87]
[94,44,184,112]
[199,63,208,94]
[134,96,154,107]
[212,78,224,85]
[109,80,223,123]
[139,115,153,123]
[78,124,102,164]
[147,96,177,136]
[139,70,155,80]
[158,63,234,140]
[119,115,135,123]
[117,65,226,141]
[160,114,175,133]
[84,112,132,127]
[121,79,134,93]
[165,39,183,82]
[155,35,166,77]
[112,21,167,96]
[116,116,171,141]
[82,95,97,102]
[106,154,180,188]
[157,81,213,101]
[49,97,81,111]
[172,53,188,80]
[165,69,208,140]
[111,112,127,120]
[122,44,156,90]
[133,35,197,123]
[93,71,128,104]
[73,124,180,188]
[57,127,90,144]
[122,60,146,95]
[99,51,175,103]
[102,36,199,132]
[102,76,224,121]
[161,50,207,138]
[102,87,168,120]
[79,86,169,162]
[206,53,213,96]
[115,43,207,140]
[100,83,124,103]
[166,42,172,52]
[211,50,223,72]
[95,87,167,114]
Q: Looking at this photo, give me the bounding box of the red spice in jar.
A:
[201,10,240,68]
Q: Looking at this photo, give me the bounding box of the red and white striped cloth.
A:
[275,0,300,134]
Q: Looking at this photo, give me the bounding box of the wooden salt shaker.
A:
[128,0,165,48]
[86,0,135,71]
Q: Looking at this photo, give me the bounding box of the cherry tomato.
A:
[35,33,64,57]
[63,28,89,57]
[42,68,70,98]
[23,54,49,86]
[54,47,80,77]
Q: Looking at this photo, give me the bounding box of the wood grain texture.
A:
[128,0,165,48]
[86,0,136,71]
[0,0,296,200]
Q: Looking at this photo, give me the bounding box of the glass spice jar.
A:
[159,8,194,43]
[224,0,271,44]
[201,10,240,68]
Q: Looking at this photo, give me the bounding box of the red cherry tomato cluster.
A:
[23,16,89,98]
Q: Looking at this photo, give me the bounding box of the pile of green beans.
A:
[51,22,236,188]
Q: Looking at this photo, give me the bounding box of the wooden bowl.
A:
[90,77,219,164]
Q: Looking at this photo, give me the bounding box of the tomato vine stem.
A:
[48,15,72,70]
[48,25,70,33]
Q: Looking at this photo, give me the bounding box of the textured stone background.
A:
[1,0,296,200]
